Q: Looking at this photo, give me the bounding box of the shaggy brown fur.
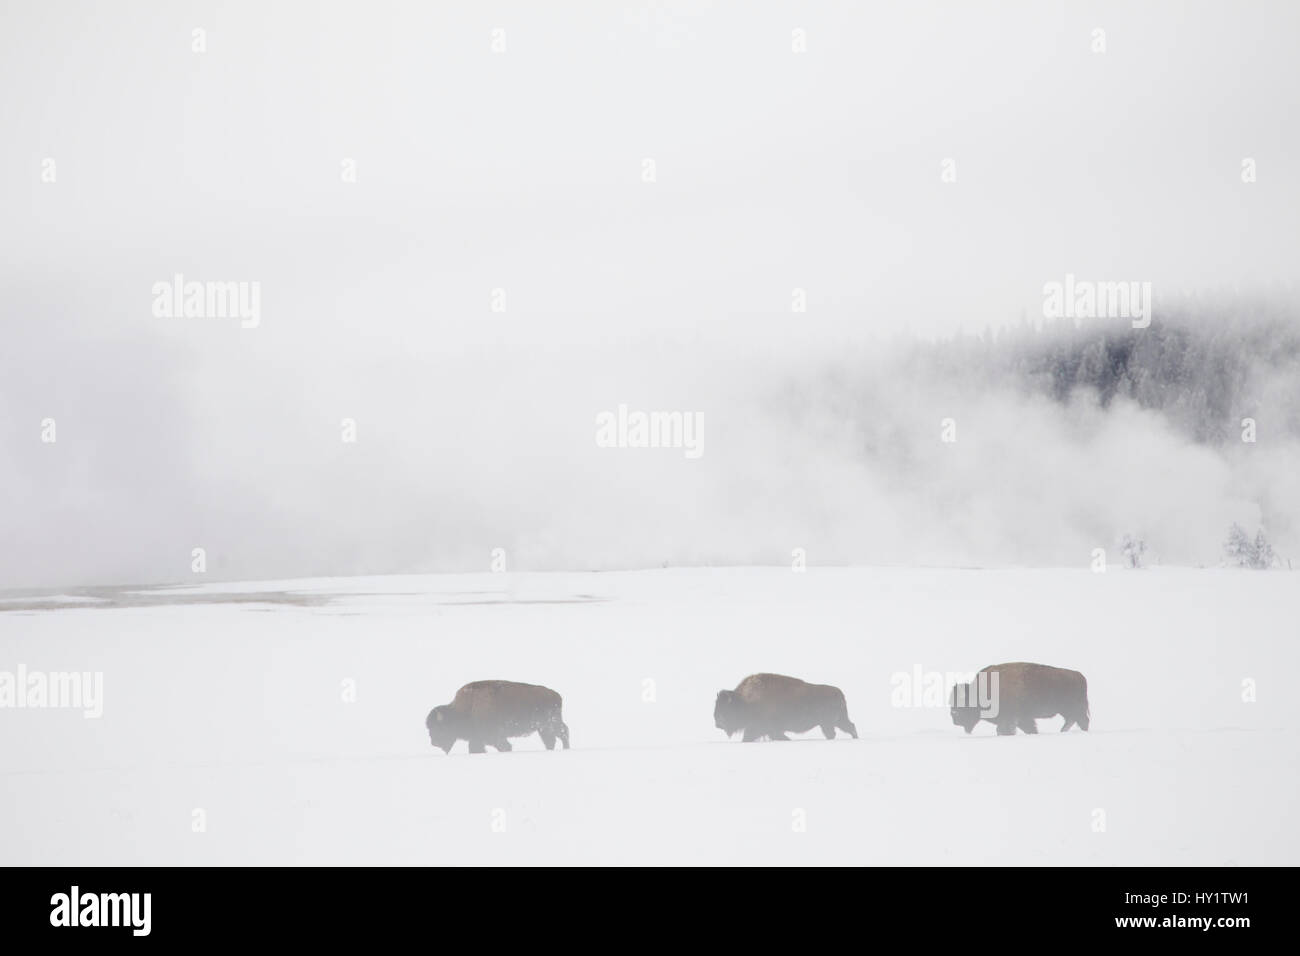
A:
[950,662,1090,735]
[715,673,858,742]
[426,680,570,754]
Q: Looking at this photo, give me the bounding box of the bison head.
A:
[949,683,981,734]
[714,689,744,737]
[425,706,459,753]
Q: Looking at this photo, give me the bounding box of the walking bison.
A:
[714,673,858,742]
[949,662,1090,736]
[425,680,570,754]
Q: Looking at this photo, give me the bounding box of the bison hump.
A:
[452,680,561,712]
[736,673,813,701]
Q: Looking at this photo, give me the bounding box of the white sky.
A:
[2,2,1298,585]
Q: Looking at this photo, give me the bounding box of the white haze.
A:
[2,2,1299,587]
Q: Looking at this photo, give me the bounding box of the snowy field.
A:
[1,567,1295,866]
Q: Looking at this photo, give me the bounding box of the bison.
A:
[425,680,570,754]
[714,673,858,742]
[949,662,1090,736]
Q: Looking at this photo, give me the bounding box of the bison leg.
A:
[995,720,1017,736]
[494,738,512,752]
[769,731,790,741]
[820,723,836,740]
[741,727,760,742]
[839,718,859,739]
[1060,717,1076,733]
[468,738,487,754]
[1017,717,1038,734]
[541,713,569,750]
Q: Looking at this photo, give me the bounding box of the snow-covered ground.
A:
[1,567,1294,865]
